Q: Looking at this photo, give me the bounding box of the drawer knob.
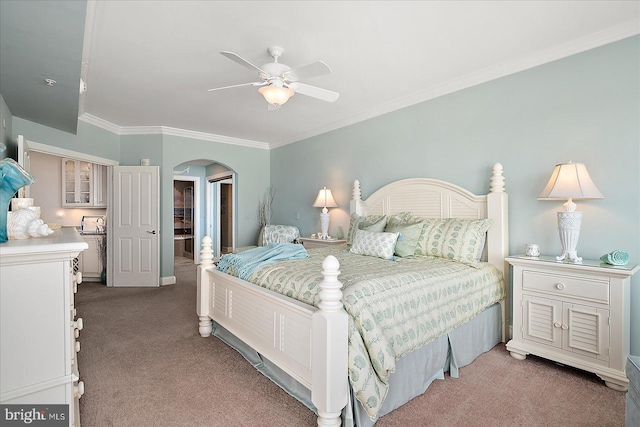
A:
[555,283,565,290]
[554,322,561,328]
[561,324,568,330]
[73,317,84,331]
[74,381,85,398]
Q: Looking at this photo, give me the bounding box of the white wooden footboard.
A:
[196,237,348,427]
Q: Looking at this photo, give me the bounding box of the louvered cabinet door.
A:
[563,303,610,362]
[522,295,562,348]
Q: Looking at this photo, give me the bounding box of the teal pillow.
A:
[350,229,399,260]
[346,214,387,245]
[360,216,387,233]
[384,221,427,257]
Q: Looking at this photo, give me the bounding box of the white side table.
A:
[299,237,346,250]
[506,255,638,391]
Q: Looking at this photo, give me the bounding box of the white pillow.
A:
[349,229,399,260]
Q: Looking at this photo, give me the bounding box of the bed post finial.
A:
[352,180,362,201]
[200,236,214,267]
[318,255,343,312]
[490,163,505,193]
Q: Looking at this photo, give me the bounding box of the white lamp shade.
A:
[312,187,338,208]
[538,162,603,200]
[258,85,294,106]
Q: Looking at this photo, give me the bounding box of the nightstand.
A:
[506,255,638,391]
[299,237,346,249]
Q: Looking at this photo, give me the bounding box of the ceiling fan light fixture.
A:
[259,85,294,106]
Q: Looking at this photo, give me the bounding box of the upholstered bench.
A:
[627,355,640,427]
[258,225,301,246]
[234,225,301,254]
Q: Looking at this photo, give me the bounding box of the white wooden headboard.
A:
[349,163,509,278]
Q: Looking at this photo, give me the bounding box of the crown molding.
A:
[79,113,122,134]
[159,126,269,150]
[78,113,269,149]
[271,20,640,148]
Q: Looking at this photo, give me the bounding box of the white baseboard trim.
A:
[161,276,176,286]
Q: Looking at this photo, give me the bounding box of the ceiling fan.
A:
[208,46,339,108]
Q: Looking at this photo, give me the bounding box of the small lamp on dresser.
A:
[538,161,603,263]
[312,187,338,239]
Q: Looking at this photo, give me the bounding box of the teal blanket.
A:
[216,243,308,280]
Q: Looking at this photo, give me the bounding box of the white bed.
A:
[196,163,509,426]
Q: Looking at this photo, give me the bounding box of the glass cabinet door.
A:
[62,159,94,207]
[64,159,77,204]
[78,161,92,204]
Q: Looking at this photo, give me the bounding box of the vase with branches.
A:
[97,233,107,284]
[257,185,276,229]
[256,185,275,245]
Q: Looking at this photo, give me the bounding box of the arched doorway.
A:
[173,160,237,263]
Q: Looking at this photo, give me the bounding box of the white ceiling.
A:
[7,1,640,148]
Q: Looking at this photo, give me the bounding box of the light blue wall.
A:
[9,119,270,282]
[12,116,120,161]
[156,134,269,279]
[270,36,640,354]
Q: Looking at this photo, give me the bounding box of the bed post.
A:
[312,255,348,427]
[197,236,214,337]
[486,163,509,342]
[350,179,363,216]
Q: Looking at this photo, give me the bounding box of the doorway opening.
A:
[206,172,236,261]
[173,175,200,264]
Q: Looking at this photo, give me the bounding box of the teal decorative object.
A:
[0,158,36,243]
[600,250,629,266]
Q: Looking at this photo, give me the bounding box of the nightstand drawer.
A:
[522,270,609,304]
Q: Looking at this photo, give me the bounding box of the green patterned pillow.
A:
[415,218,493,267]
[383,221,427,258]
[350,229,399,260]
[346,214,387,245]
[386,212,424,226]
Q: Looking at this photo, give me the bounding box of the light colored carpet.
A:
[76,257,625,426]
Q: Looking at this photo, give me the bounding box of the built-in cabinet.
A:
[506,255,639,391]
[62,158,107,208]
[0,228,88,426]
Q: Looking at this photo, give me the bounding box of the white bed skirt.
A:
[210,302,502,426]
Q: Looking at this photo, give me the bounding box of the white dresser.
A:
[506,255,638,391]
[0,227,88,426]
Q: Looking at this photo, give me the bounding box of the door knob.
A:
[147,230,157,234]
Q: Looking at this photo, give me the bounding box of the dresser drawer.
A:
[522,270,609,304]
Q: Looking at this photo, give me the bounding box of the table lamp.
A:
[312,187,338,239]
[538,161,603,263]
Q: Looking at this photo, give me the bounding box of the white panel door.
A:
[111,166,159,287]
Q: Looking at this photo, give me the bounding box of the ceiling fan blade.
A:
[220,51,267,75]
[207,82,265,92]
[289,82,339,102]
[286,60,332,81]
